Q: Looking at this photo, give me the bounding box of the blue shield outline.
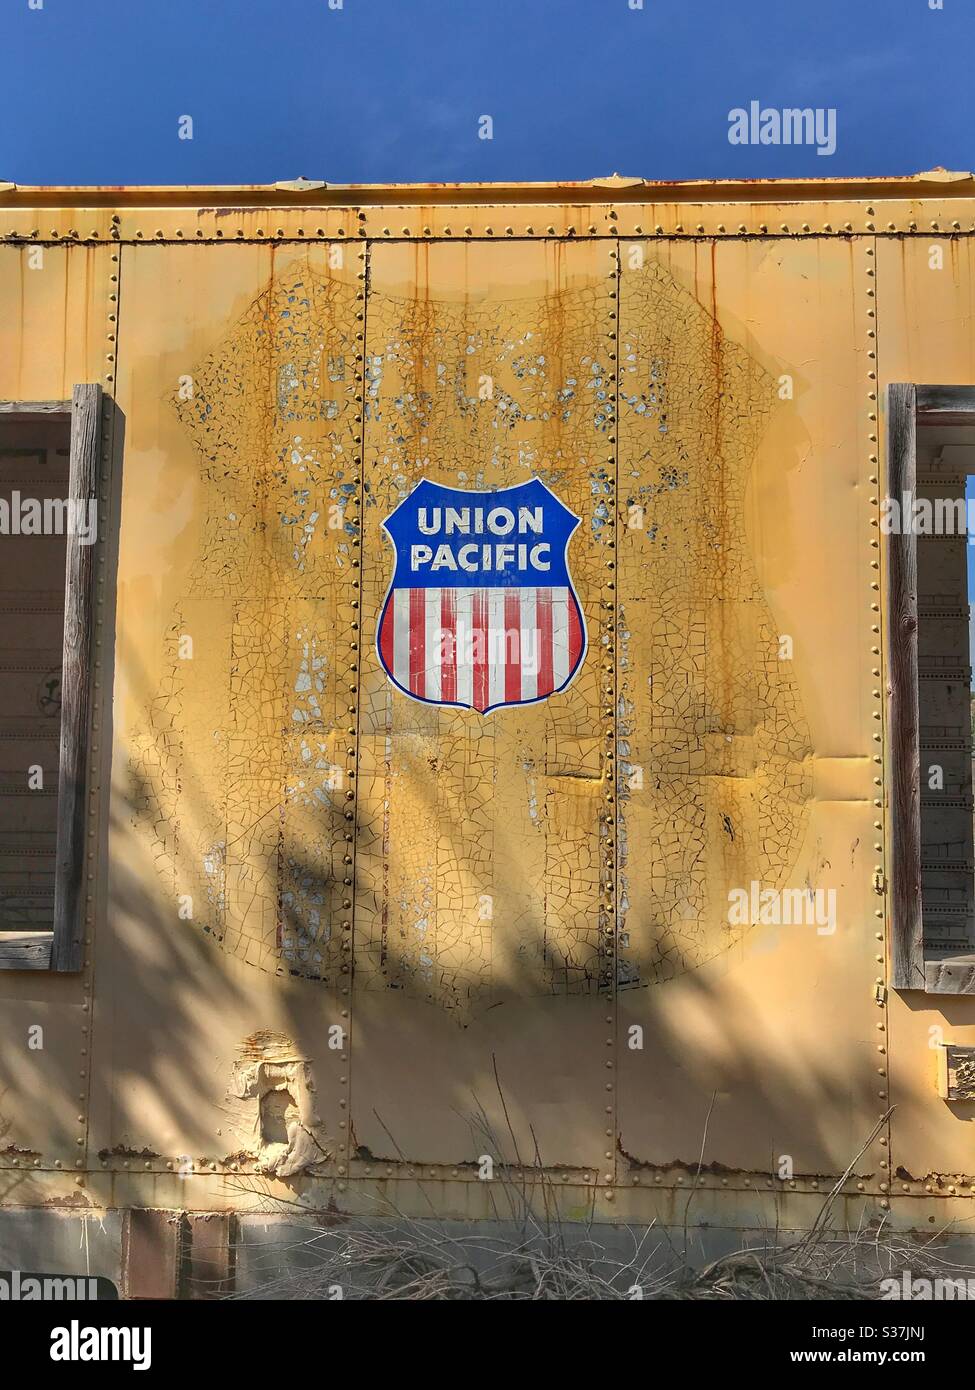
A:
[376,476,588,713]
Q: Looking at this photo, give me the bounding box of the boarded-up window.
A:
[0,415,70,940]
[886,383,975,994]
[0,388,101,972]
[915,441,975,956]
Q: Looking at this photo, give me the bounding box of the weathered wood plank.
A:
[0,399,71,415]
[886,383,925,990]
[916,384,975,421]
[926,955,975,995]
[51,383,101,973]
[0,932,54,970]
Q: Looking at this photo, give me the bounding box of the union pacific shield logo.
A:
[377,478,587,714]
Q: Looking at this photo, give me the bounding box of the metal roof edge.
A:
[0,169,973,208]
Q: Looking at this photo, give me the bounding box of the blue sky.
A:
[1,0,972,186]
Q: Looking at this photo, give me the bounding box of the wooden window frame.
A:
[0,385,101,971]
[887,383,975,993]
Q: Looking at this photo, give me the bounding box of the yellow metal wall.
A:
[0,197,972,1225]
[0,244,114,1180]
[617,237,881,1176]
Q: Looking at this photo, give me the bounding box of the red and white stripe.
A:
[379,586,583,712]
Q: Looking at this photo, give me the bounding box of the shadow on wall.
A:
[0,686,966,1224]
[92,732,958,1200]
[2,268,967,1220]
